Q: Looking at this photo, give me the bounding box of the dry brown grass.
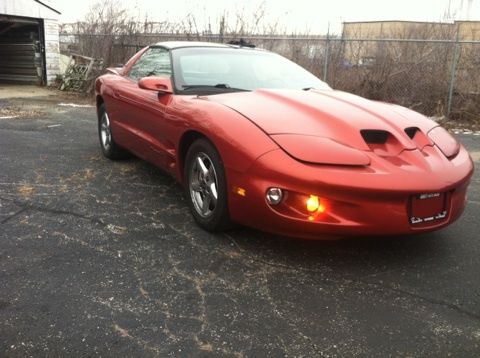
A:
[0,106,43,119]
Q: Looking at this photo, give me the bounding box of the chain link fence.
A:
[60,33,480,121]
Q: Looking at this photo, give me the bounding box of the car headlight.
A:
[428,126,460,158]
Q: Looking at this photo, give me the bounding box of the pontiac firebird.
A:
[95,41,474,238]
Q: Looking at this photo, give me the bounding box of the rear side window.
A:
[128,47,172,80]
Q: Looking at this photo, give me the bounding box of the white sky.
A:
[51,0,480,34]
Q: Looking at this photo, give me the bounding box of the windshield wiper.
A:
[181,84,247,91]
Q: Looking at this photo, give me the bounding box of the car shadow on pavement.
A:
[125,156,450,276]
[219,225,450,278]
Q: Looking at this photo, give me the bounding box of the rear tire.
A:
[184,138,232,231]
[98,103,128,160]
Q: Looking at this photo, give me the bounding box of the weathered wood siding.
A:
[44,18,60,84]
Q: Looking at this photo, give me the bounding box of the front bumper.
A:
[226,145,474,239]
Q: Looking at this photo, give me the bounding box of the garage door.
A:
[0,16,44,84]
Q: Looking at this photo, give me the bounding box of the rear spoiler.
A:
[106,67,124,75]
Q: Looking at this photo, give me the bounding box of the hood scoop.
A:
[360,129,389,144]
[360,128,433,157]
[405,127,418,139]
[359,129,404,157]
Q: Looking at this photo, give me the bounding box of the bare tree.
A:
[61,2,479,121]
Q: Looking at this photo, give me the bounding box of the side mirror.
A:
[138,76,173,94]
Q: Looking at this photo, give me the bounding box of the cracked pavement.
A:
[0,94,479,357]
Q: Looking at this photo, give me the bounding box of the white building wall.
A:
[44,19,60,84]
[1,0,60,85]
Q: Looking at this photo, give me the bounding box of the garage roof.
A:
[1,0,61,19]
[33,0,61,15]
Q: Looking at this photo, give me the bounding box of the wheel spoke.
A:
[207,165,215,178]
[196,156,209,176]
[201,195,211,214]
[190,180,202,192]
[100,113,112,150]
[209,182,218,203]
[189,150,221,219]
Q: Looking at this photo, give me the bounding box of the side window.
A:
[128,48,172,81]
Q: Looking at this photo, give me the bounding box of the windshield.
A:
[171,47,331,94]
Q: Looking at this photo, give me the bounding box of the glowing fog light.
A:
[266,187,283,205]
[307,195,325,213]
[306,195,319,212]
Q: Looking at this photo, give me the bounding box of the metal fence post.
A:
[447,31,460,118]
[323,27,330,82]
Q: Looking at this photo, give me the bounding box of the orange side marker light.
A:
[234,186,246,197]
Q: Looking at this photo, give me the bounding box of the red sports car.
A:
[95,41,474,238]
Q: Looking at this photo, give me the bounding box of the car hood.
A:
[205,89,438,155]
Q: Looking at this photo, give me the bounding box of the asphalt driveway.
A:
[1,93,479,357]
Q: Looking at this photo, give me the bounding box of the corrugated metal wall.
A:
[0,43,42,83]
[0,18,43,84]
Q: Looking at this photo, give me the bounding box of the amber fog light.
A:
[266,187,283,205]
[306,195,320,212]
[306,195,326,214]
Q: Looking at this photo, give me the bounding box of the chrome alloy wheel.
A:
[100,112,112,151]
[189,152,219,218]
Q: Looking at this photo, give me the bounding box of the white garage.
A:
[0,0,60,85]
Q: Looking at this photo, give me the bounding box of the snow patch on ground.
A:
[58,103,95,108]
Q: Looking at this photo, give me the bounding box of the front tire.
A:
[98,103,127,160]
[184,139,232,231]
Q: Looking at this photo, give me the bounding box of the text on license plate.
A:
[410,192,448,225]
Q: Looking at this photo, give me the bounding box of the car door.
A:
[113,47,174,168]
